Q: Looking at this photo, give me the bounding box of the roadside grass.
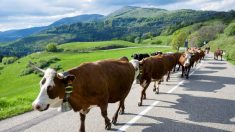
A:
[0,46,174,120]
[208,34,235,62]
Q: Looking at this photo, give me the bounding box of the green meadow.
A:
[0,41,174,120]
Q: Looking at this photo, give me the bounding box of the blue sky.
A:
[0,0,235,31]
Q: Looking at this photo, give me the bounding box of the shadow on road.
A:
[204,66,227,70]
[208,62,227,65]
[172,94,235,125]
[193,70,218,74]
[142,117,230,132]
[181,74,235,92]
[116,112,230,132]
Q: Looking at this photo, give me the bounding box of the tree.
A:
[171,31,187,51]
[46,43,58,52]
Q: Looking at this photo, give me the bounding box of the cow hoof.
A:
[105,122,112,130]
[119,110,124,115]
[186,76,189,79]
[155,91,159,94]
[138,102,142,106]
[111,119,117,125]
[153,88,156,92]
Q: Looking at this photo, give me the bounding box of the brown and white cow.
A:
[179,51,195,79]
[31,58,137,132]
[137,55,168,106]
[214,48,224,61]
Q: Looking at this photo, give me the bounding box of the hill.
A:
[0,14,104,43]
[0,27,47,43]
[50,14,104,27]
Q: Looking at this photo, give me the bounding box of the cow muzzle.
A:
[32,103,50,111]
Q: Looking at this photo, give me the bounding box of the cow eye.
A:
[47,86,55,99]
[41,78,46,85]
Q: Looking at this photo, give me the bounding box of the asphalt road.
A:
[1,53,235,132]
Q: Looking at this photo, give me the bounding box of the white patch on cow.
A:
[32,68,63,111]
[184,53,191,67]
[130,59,140,81]
[79,105,97,114]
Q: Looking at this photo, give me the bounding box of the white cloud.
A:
[0,0,234,31]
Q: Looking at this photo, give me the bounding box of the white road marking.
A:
[117,62,203,132]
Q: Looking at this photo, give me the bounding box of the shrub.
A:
[20,57,61,76]
[225,23,235,36]
[2,56,18,65]
[46,43,58,52]
[151,40,162,45]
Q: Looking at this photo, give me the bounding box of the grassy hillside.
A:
[142,35,172,45]
[0,41,174,120]
[208,34,235,64]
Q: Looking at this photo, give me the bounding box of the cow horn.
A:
[57,72,69,79]
[57,73,64,79]
[28,61,45,73]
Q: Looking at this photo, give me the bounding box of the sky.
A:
[0,0,235,31]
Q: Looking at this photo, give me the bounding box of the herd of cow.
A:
[30,47,206,132]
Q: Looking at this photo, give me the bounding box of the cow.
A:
[31,58,137,132]
[173,52,183,72]
[137,55,168,106]
[214,48,223,61]
[150,51,163,56]
[178,51,195,79]
[205,47,210,54]
[131,53,150,61]
[160,54,178,82]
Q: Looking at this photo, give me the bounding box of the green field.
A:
[59,40,139,52]
[0,42,174,120]
[142,35,172,45]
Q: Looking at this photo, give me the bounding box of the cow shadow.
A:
[168,93,235,125]
[204,66,227,70]
[142,117,230,132]
[116,113,229,132]
[208,62,226,65]
[193,70,217,74]
[181,74,235,92]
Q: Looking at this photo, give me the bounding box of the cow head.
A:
[30,64,75,111]
[129,59,140,83]
[183,52,192,67]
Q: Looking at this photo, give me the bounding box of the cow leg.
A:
[186,67,191,79]
[155,81,161,94]
[181,67,185,78]
[119,101,125,115]
[79,113,86,132]
[112,100,124,125]
[153,81,156,92]
[100,104,111,129]
[141,80,148,99]
[139,80,150,106]
[177,64,180,71]
[173,64,176,72]
[166,71,170,82]
[221,55,222,61]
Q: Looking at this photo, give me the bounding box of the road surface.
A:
[0,53,235,132]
